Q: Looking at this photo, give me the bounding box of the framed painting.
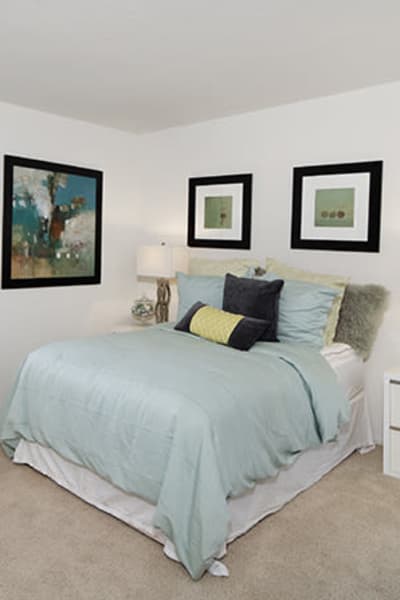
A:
[2,155,103,288]
[187,173,252,249]
[291,161,383,252]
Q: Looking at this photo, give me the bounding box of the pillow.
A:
[189,257,260,277]
[176,272,224,321]
[265,257,349,345]
[223,273,283,341]
[261,273,339,347]
[334,284,389,360]
[175,302,268,351]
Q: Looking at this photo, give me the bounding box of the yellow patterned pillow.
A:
[265,257,349,345]
[190,306,243,345]
[175,302,268,350]
[189,257,260,277]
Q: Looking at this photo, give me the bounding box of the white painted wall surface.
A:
[0,102,140,408]
[136,82,400,442]
[1,82,399,444]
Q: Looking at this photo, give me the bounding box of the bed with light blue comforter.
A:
[0,324,349,579]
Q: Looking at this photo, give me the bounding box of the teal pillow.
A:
[261,272,338,347]
[176,272,224,321]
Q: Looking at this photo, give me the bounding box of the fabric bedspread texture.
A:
[0,325,349,580]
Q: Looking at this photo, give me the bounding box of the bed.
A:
[0,324,373,579]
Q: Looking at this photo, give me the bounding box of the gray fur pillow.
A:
[334,284,389,360]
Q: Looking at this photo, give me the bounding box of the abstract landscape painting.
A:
[2,156,102,288]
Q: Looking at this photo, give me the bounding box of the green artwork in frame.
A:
[2,155,103,289]
[314,188,355,228]
[204,195,233,229]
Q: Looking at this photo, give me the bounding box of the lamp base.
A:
[155,278,171,323]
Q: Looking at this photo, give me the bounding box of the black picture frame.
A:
[291,161,383,252]
[2,155,103,289]
[187,173,252,249]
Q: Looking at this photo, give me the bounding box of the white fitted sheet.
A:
[13,345,373,575]
[322,343,364,401]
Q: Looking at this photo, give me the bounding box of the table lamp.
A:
[136,243,188,323]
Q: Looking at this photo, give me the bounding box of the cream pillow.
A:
[265,257,349,345]
[189,257,260,277]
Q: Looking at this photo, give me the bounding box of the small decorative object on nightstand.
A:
[383,369,400,479]
[131,294,155,324]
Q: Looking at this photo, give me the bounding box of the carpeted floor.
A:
[0,447,399,600]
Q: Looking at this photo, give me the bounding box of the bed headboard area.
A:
[185,255,389,360]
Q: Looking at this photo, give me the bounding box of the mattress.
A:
[13,342,373,577]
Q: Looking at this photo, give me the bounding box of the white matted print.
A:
[194,183,243,241]
[301,172,370,242]
[291,161,383,253]
[188,174,252,249]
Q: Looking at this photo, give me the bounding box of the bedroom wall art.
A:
[291,161,383,252]
[187,173,252,249]
[1,155,103,288]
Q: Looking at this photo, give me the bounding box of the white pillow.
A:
[189,257,260,277]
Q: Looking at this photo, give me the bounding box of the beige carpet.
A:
[0,448,399,600]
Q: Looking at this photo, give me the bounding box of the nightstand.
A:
[111,323,152,334]
[383,369,400,479]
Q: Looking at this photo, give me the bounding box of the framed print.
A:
[187,173,252,249]
[2,155,103,289]
[291,161,383,252]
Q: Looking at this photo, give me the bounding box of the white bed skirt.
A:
[13,389,374,575]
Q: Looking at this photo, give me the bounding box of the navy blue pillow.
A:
[223,273,284,341]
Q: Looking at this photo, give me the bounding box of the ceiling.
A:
[2,0,400,133]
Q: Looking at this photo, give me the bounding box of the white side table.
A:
[383,369,400,479]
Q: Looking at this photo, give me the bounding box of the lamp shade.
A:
[136,245,188,278]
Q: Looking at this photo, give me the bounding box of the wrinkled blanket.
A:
[0,325,349,579]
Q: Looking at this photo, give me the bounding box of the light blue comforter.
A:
[0,325,349,579]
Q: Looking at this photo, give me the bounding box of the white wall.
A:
[2,82,399,443]
[136,81,400,442]
[0,101,140,408]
